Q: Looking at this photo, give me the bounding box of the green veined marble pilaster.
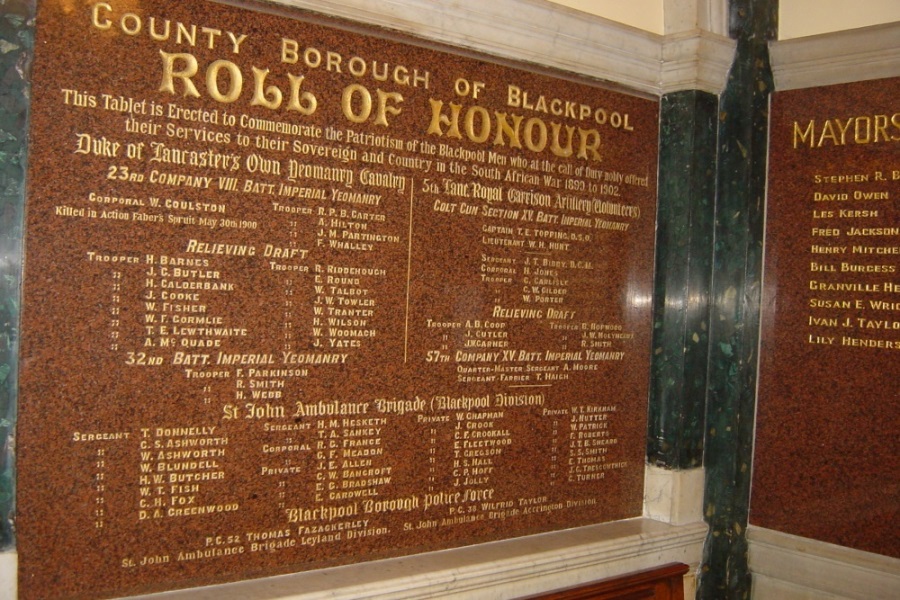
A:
[648,90,718,470]
[0,0,34,549]
[699,1,775,598]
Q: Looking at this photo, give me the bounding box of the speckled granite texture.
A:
[16,1,659,598]
[755,77,899,559]
[699,1,776,598]
[648,90,717,471]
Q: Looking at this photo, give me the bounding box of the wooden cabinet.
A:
[519,563,689,600]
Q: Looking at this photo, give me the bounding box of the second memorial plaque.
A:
[755,77,899,557]
[18,1,659,598]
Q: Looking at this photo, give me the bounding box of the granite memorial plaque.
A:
[18,1,659,598]
[755,77,899,557]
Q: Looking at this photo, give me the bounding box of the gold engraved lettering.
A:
[427,99,601,161]
[793,114,900,148]
[158,51,318,113]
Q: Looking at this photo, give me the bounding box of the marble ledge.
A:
[107,518,707,600]
[1,469,707,600]
[749,525,900,600]
[770,22,900,91]
[3,468,707,600]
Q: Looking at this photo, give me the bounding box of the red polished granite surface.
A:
[17,1,660,598]
[754,77,899,557]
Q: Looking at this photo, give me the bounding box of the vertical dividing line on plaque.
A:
[404,177,415,363]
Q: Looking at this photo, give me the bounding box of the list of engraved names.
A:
[754,77,899,558]
[800,117,900,348]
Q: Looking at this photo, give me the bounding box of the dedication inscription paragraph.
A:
[17,1,659,598]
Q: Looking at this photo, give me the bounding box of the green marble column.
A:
[648,90,718,470]
[699,1,776,598]
[0,0,34,549]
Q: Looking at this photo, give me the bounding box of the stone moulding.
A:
[660,30,736,94]
[263,0,734,96]
[770,22,900,91]
[748,526,900,600]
